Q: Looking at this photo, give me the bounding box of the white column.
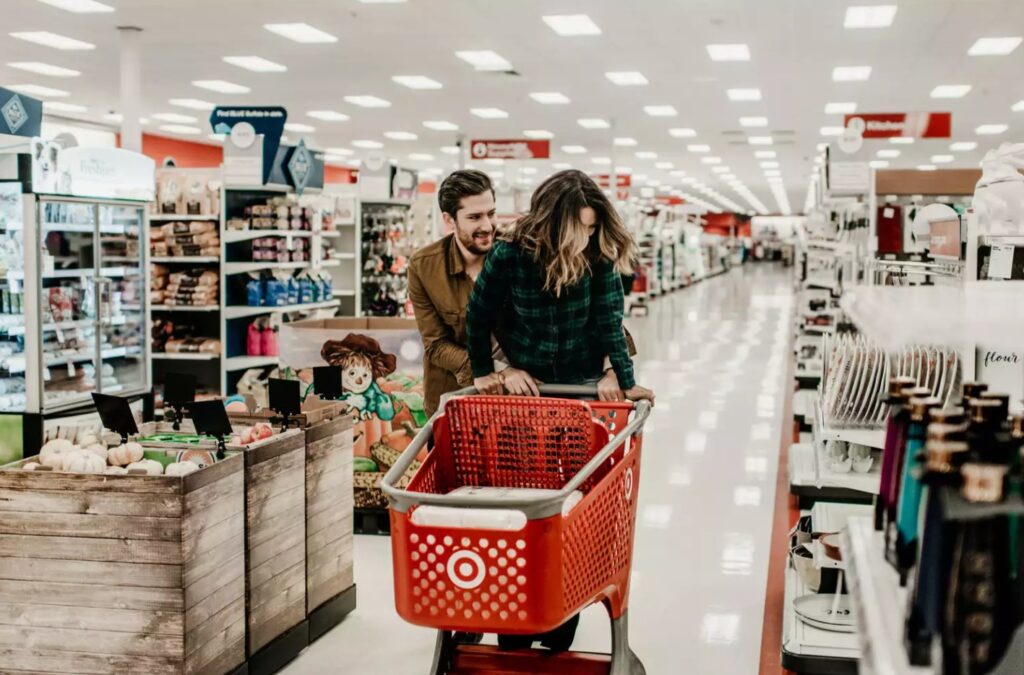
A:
[117,26,143,152]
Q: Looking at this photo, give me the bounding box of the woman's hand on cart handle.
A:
[624,384,655,405]
[473,373,504,395]
[597,369,625,402]
[501,368,541,397]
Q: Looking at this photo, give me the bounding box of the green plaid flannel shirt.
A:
[466,240,636,389]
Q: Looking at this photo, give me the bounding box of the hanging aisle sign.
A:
[209,106,287,185]
[843,112,952,139]
[30,144,155,200]
[0,87,42,138]
[469,139,550,160]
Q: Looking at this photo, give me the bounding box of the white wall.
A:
[751,216,806,241]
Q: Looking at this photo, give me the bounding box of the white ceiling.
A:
[3,0,1024,213]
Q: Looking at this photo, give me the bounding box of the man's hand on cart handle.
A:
[624,384,655,404]
[598,369,625,402]
[501,368,541,397]
[473,373,505,395]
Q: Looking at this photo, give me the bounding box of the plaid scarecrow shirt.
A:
[466,240,636,390]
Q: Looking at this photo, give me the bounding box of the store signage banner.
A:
[282,140,324,195]
[209,106,287,184]
[843,112,952,139]
[0,87,42,138]
[592,173,632,188]
[469,139,550,160]
[828,160,872,195]
[31,144,155,200]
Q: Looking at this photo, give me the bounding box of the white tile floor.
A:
[283,264,794,674]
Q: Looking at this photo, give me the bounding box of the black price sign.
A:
[312,366,343,400]
[269,378,301,426]
[164,373,196,430]
[92,393,139,442]
[187,400,233,457]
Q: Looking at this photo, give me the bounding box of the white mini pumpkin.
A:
[83,444,108,461]
[126,459,163,475]
[23,462,39,471]
[107,442,144,467]
[39,447,70,469]
[40,438,74,455]
[76,431,100,447]
[104,466,128,475]
[62,449,106,474]
[165,461,200,477]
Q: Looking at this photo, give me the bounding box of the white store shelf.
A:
[224,261,310,275]
[223,299,339,319]
[149,214,219,222]
[223,229,314,244]
[151,305,220,312]
[151,256,220,264]
[814,397,886,450]
[152,352,220,361]
[223,355,279,372]
[782,557,861,665]
[810,502,873,536]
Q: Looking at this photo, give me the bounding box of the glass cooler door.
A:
[0,185,27,413]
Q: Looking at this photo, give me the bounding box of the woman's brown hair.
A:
[507,169,635,295]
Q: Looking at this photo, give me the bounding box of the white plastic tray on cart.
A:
[815,396,886,451]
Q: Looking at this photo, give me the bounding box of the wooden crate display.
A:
[0,451,246,675]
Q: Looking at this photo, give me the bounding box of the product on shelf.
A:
[227,202,312,231]
[152,267,219,307]
[243,271,330,307]
[362,203,414,317]
[155,170,220,216]
[151,220,220,258]
[246,317,279,357]
[253,235,309,262]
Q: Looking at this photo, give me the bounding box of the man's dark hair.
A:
[438,169,494,218]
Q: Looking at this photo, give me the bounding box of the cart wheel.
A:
[609,611,646,675]
[539,614,580,653]
[429,630,456,675]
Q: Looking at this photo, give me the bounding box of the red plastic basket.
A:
[388,396,643,635]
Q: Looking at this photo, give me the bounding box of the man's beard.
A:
[457,228,494,255]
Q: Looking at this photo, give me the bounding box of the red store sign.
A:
[469,139,550,160]
[592,173,632,188]
[843,112,952,139]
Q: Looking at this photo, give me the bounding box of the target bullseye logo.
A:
[625,467,634,501]
[447,550,486,589]
[471,142,488,159]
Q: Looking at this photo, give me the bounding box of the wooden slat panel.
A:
[182,471,243,519]
[249,543,303,591]
[0,579,183,612]
[0,647,180,674]
[0,603,183,635]
[184,549,243,610]
[188,634,244,675]
[244,430,304,466]
[245,450,304,494]
[306,501,352,542]
[182,532,243,590]
[305,424,353,455]
[0,511,181,542]
[185,573,243,633]
[182,510,244,564]
[248,517,304,571]
[307,517,349,556]
[248,565,305,655]
[181,480,243,543]
[250,560,304,608]
[0,535,182,565]
[185,596,243,657]
[0,625,184,658]
[0,557,181,589]
[308,553,354,610]
[0,472,179,494]
[181,454,243,494]
[0,488,182,517]
[247,494,305,550]
[249,599,304,655]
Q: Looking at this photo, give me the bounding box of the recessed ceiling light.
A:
[825,102,857,114]
[542,14,601,36]
[967,37,1022,56]
[878,149,900,158]
[325,147,354,156]
[976,124,1008,135]
[727,88,762,101]
[36,0,113,12]
[820,126,844,137]
[530,92,570,104]
[7,62,79,77]
[193,79,250,94]
[353,140,384,149]
[712,166,731,174]
[816,142,829,151]
[209,133,227,142]
[701,157,722,165]
[170,98,215,111]
[5,83,68,97]
[223,56,287,73]
[655,161,674,169]
[748,136,774,145]
[159,124,201,135]
[930,84,971,99]
[324,153,350,163]
[524,129,554,139]
[706,44,751,61]
[1013,100,1024,112]
[760,161,779,168]
[409,153,435,161]
[950,141,978,151]
[763,169,781,177]
[561,145,587,154]
[844,5,898,28]
[455,50,513,72]
[687,144,711,153]
[521,167,539,175]
[423,120,458,131]
[393,75,443,90]
[9,31,94,50]
[42,100,86,112]
[605,71,648,86]
[614,137,638,147]
[482,158,504,166]
[440,146,460,155]
[616,166,633,175]
[578,118,610,129]
[644,105,677,117]
[263,23,337,43]
[740,116,768,128]
[917,164,937,171]
[755,150,776,159]
[832,66,872,81]
[592,157,613,165]
[870,160,889,169]
[554,162,572,170]
[669,128,697,138]
[636,151,658,159]
[384,131,417,141]
[153,112,197,123]
[670,169,687,177]
[285,122,316,133]
[471,107,508,119]
[345,95,391,108]
[890,137,915,144]
[308,110,349,121]
[931,154,954,164]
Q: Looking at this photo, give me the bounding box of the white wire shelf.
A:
[223,299,339,319]
[223,229,314,243]
[223,355,279,372]
[224,261,310,275]
[152,352,220,361]
[814,395,886,451]
[151,256,220,264]
[148,214,219,221]
[151,305,220,312]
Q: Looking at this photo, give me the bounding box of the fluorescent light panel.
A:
[285,122,316,133]
[820,126,843,137]
[931,84,971,99]
[393,75,443,90]
[592,157,612,165]
[687,144,710,153]
[423,120,458,131]
[706,44,751,61]
[890,137,915,144]
[159,124,200,135]
[263,23,337,43]
[877,149,900,158]
[562,145,587,154]
[825,102,857,114]
[345,95,390,108]
[223,56,287,72]
[152,112,196,123]
[968,37,1022,56]
[7,61,79,77]
[42,100,85,112]
[170,98,215,111]
[542,14,601,36]
[470,107,508,119]
[409,153,434,161]
[755,150,776,159]
[605,71,648,86]
[832,66,872,81]
[1012,100,1024,112]
[740,116,768,127]
[748,136,773,145]
[918,165,937,171]
[530,92,569,104]
[353,139,383,149]
[635,151,657,159]
[701,157,722,165]
[325,147,354,155]
[308,110,349,121]
[931,154,954,164]
[614,137,638,146]
[578,118,610,129]
[870,160,889,168]
[9,31,94,50]
[976,124,1008,135]
[36,0,113,12]
[844,5,898,28]
[644,105,677,117]
[950,141,977,151]
[727,88,762,101]
[5,83,68,97]
[384,131,417,140]
[524,129,553,139]
[193,79,249,94]
[455,50,512,71]
[669,128,697,138]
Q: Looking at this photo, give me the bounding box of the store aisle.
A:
[284,264,794,674]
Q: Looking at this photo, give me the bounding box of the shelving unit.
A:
[151,352,219,361]
[814,395,886,450]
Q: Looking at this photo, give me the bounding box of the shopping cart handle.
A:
[443,383,600,402]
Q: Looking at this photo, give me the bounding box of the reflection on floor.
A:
[282,263,794,674]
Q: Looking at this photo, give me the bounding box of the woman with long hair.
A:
[466,169,655,403]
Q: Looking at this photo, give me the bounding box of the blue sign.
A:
[209,106,287,185]
[0,87,42,138]
[287,139,312,195]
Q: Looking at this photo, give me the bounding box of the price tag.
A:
[164,372,197,412]
[269,378,301,421]
[187,400,233,439]
[312,366,342,400]
[883,208,895,219]
[988,244,1015,280]
[43,367,51,382]
[92,392,139,439]
[54,326,65,343]
[66,360,75,377]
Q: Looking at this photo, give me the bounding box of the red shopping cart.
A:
[380,385,651,674]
